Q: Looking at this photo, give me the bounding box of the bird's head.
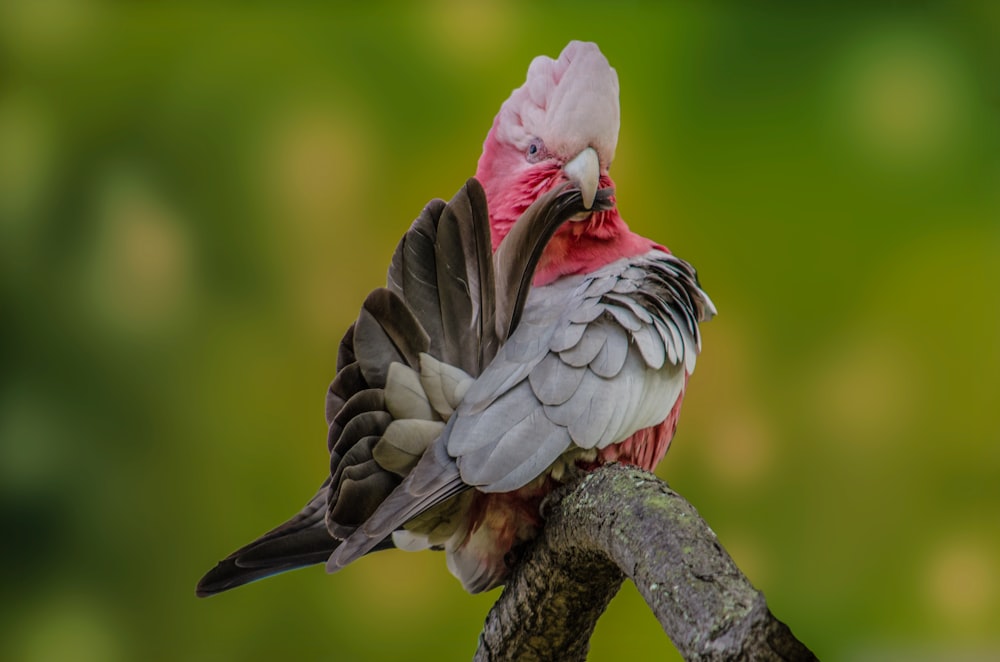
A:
[476,41,623,251]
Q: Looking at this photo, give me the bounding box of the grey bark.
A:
[474,464,817,662]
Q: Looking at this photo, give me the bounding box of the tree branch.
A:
[474,464,817,661]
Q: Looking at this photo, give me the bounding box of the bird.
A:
[197,40,715,598]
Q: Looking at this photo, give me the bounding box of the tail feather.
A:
[196,479,398,597]
[196,543,332,598]
[197,524,397,597]
[196,482,330,596]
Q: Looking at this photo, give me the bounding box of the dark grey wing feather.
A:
[387,199,447,345]
[493,186,615,339]
[199,188,469,596]
[328,456,401,537]
[433,182,498,373]
[353,289,430,386]
[332,389,385,432]
[326,439,466,573]
[325,361,368,453]
[324,181,501,539]
[196,482,337,597]
[335,322,357,372]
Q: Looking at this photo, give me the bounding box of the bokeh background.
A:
[1,2,998,660]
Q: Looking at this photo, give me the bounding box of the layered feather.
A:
[326,249,715,586]
[196,179,608,596]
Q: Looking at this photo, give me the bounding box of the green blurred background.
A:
[1,1,998,660]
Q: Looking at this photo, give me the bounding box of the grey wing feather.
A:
[558,322,609,367]
[528,352,587,406]
[630,322,667,370]
[442,249,715,494]
[566,300,605,325]
[603,292,654,323]
[549,321,587,353]
[589,323,629,378]
[563,370,619,448]
[456,413,571,491]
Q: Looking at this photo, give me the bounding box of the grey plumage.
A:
[528,352,587,405]
[326,183,608,539]
[559,321,610,367]
[325,250,716,575]
[589,321,629,378]
[196,179,608,597]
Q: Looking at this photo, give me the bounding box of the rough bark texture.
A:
[475,464,817,661]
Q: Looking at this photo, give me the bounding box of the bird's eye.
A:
[526,139,544,163]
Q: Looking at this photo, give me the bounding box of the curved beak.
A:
[562,147,600,210]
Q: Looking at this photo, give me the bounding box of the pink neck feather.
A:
[476,132,661,286]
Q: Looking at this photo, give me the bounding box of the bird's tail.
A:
[195,480,392,597]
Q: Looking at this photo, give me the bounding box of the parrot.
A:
[197,40,715,597]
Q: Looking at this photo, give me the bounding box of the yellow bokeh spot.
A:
[257,100,380,339]
[830,25,971,170]
[924,538,997,631]
[11,593,124,662]
[85,169,193,337]
[0,93,55,224]
[706,405,774,486]
[340,551,456,634]
[722,533,768,588]
[684,312,775,485]
[262,102,372,225]
[420,0,513,65]
[811,331,918,450]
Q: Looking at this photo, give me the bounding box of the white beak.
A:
[562,147,600,210]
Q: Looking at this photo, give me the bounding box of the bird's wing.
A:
[323,179,497,538]
[198,179,529,595]
[448,250,716,492]
[327,249,714,570]
[324,182,608,549]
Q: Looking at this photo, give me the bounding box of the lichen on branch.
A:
[475,464,817,662]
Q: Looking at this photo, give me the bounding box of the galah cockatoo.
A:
[198,40,715,597]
